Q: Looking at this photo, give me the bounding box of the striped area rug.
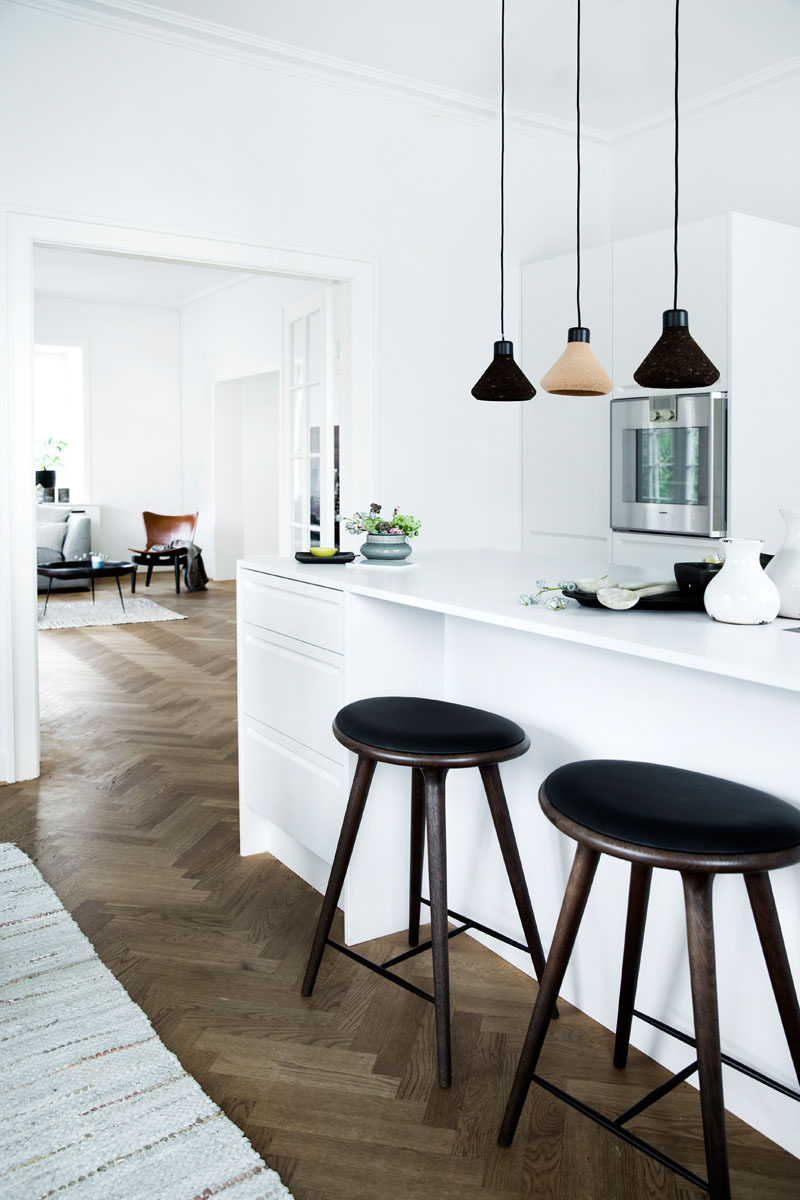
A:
[38,597,187,631]
[0,844,293,1200]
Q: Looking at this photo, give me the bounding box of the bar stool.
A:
[498,759,800,1199]
[301,695,551,1087]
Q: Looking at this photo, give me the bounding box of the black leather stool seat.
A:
[335,696,527,757]
[546,759,800,856]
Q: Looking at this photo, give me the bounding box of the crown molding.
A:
[611,54,800,142]
[8,0,800,145]
[6,0,609,144]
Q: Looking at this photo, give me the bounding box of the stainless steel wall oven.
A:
[610,392,727,537]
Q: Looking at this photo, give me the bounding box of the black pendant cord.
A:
[673,0,680,311]
[500,0,506,339]
[575,0,582,328]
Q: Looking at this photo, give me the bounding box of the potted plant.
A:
[35,438,67,492]
[345,503,421,562]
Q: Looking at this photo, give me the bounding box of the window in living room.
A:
[33,344,87,501]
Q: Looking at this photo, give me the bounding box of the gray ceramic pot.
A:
[360,533,412,561]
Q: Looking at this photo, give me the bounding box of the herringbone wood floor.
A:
[2,578,799,1199]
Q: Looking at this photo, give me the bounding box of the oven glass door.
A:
[624,426,709,507]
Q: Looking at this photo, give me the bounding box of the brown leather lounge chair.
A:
[130,511,198,594]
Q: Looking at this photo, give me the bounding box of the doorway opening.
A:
[1,212,375,783]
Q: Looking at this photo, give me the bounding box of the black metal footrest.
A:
[526,1007,799,1193]
[419,897,531,956]
[529,1072,709,1192]
[324,899,531,1006]
[324,939,436,1004]
[632,1008,800,1102]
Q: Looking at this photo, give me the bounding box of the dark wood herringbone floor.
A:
[2,578,799,1199]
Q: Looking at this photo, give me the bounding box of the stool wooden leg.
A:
[745,871,800,1084]
[145,563,153,587]
[174,556,181,593]
[682,872,730,1200]
[423,767,452,1088]
[614,863,653,1069]
[301,755,376,997]
[408,767,425,947]
[498,843,600,1148]
[480,763,549,983]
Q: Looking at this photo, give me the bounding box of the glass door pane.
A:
[635,427,708,506]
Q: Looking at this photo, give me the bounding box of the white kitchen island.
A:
[236,548,800,1156]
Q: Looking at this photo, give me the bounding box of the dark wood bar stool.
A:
[301,695,551,1088]
[498,759,800,1199]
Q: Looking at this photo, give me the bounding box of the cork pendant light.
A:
[633,0,719,389]
[541,0,613,398]
[471,0,535,402]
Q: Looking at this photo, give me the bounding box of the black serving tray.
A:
[294,551,355,565]
[571,588,705,612]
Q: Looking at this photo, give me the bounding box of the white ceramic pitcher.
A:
[703,538,780,625]
[765,510,800,619]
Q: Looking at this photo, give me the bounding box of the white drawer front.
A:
[240,716,346,863]
[240,623,344,763]
[239,570,343,652]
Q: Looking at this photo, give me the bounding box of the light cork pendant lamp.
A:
[471,0,535,402]
[541,0,612,397]
[633,0,719,389]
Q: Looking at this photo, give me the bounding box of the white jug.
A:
[703,538,780,625]
[765,510,800,619]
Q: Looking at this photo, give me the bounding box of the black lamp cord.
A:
[576,0,582,327]
[500,0,506,339]
[673,0,680,310]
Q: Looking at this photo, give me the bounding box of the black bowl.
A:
[673,561,722,596]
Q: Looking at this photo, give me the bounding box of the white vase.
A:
[703,538,780,625]
[765,510,800,619]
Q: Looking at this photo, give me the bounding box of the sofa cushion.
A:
[62,514,91,561]
[37,521,68,555]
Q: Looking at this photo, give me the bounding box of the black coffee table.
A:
[38,560,138,615]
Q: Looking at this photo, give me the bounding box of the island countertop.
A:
[236,546,800,1157]
[238,548,800,694]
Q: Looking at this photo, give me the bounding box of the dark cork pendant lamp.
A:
[633,0,719,390]
[541,0,613,397]
[471,0,535,402]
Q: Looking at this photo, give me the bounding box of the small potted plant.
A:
[345,503,421,562]
[35,438,67,495]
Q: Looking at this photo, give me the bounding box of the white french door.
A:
[281,288,338,553]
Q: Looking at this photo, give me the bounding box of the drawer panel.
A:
[239,569,343,652]
[239,623,344,763]
[240,716,346,863]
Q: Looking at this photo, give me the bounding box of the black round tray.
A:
[294,551,355,565]
[570,588,705,612]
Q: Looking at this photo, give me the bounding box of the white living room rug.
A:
[38,597,187,630]
[0,843,293,1200]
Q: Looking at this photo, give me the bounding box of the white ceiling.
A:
[76,0,800,134]
[33,246,253,306]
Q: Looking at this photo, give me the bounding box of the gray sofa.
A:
[37,506,92,591]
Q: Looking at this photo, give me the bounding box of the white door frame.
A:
[0,207,376,783]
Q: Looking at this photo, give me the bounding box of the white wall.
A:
[0,1,610,556]
[34,295,182,560]
[211,372,281,580]
[180,274,309,576]
[610,86,800,241]
[242,374,281,560]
